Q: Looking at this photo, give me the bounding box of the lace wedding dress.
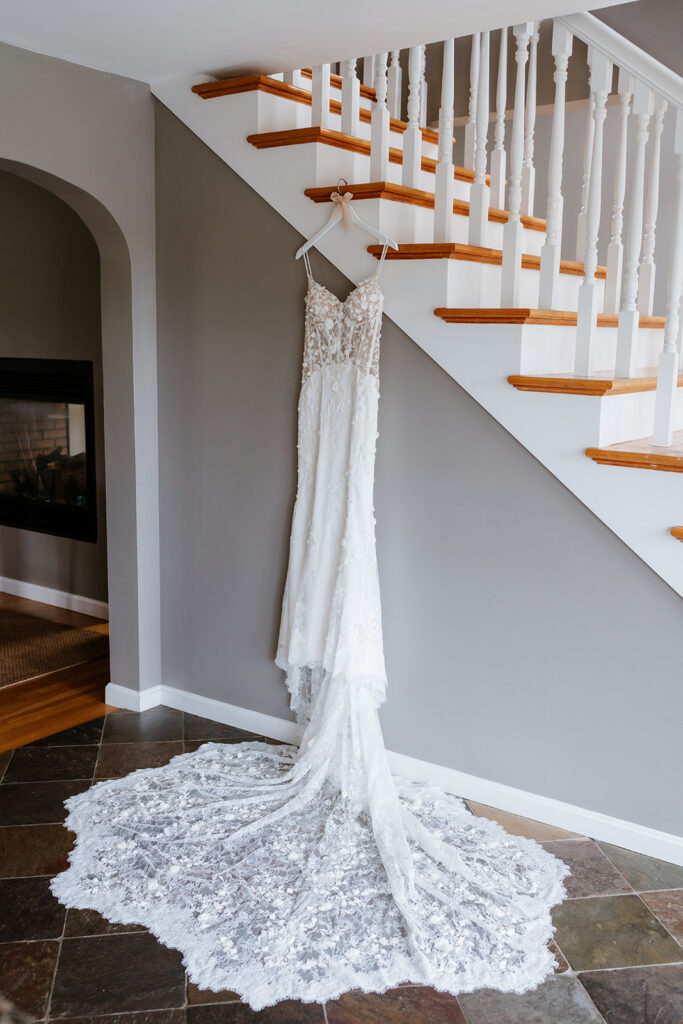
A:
[52,248,568,1010]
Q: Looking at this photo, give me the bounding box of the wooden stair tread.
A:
[194,74,439,144]
[248,130,476,182]
[434,308,665,328]
[305,181,542,230]
[671,527,683,541]
[586,431,683,473]
[368,242,605,278]
[508,371,683,396]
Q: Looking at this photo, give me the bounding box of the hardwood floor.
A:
[0,593,114,752]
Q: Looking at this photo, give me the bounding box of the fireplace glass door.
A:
[0,359,97,541]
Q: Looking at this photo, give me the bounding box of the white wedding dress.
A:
[52,249,568,1010]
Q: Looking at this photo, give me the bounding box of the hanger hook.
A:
[337,177,349,191]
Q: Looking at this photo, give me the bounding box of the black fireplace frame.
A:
[0,357,98,543]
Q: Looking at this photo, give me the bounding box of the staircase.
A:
[153,12,683,599]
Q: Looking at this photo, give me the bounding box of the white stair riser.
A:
[519,325,664,376]
[445,262,601,310]
[598,388,683,446]
[252,89,439,161]
[378,259,605,325]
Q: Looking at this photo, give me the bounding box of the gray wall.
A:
[155,103,681,836]
[594,0,683,76]
[0,170,107,602]
[1,40,160,692]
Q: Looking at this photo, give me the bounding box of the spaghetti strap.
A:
[302,250,314,282]
[376,241,389,276]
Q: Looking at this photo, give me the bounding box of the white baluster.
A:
[603,69,635,314]
[638,95,668,316]
[419,46,429,127]
[341,59,360,137]
[539,23,573,310]
[575,51,612,376]
[653,108,683,446]
[464,33,480,170]
[489,27,508,211]
[311,64,331,128]
[283,69,303,88]
[501,23,532,307]
[469,32,490,246]
[371,52,390,181]
[615,81,655,378]
[434,39,455,243]
[521,23,540,216]
[402,46,423,190]
[387,50,402,119]
[362,55,376,88]
[576,59,595,262]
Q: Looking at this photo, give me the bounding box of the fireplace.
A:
[0,358,97,542]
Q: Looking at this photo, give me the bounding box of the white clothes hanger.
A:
[295,179,398,259]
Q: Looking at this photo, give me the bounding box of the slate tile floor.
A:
[1,707,682,1023]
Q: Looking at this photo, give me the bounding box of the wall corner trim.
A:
[104,682,683,866]
[0,575,108,619]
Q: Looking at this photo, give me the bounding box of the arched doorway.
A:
[0,157,161,716]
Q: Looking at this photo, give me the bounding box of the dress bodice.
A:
[301,260,385,385]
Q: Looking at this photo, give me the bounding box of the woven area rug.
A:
[0,609,109,688]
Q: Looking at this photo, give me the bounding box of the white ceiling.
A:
[0,0,628,84]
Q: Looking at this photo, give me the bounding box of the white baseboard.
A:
[0,575,108,620]
[105,683,163,712]
[104,682,683,866]
[104,682,301,742]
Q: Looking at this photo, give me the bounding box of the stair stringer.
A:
[153,76,683,604]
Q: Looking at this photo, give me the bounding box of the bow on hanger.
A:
[329,190,354,232]
[295,179,398,260]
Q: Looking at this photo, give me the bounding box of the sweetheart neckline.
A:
[307,272,382,306]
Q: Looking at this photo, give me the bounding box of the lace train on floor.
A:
[52,678,568,1010]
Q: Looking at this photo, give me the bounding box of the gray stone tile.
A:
[598,842,683,892]
[640,890,683,945]
[325,986,466,1023]
[50,933,186,1017]
[0,780,91,825]
[0,823,74,877]
[0,748,13,781]
[95,741,183,779]
[552,894,683,971]
[457,975,604,1023]
[549,939,570,973]
[579,963,683,1024]
[541,839,633,898]
[0,876,66,940]
[29,717,106,747]
[102,708,183,744]
[183,714,261,743]
[466,802,582,840]
[54,1014,186,1024]
[0,939,60,1019]
[3,745,98,783]
[64,907,147,937]
[187,1002,325,1022]
[187,979,242,1004]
